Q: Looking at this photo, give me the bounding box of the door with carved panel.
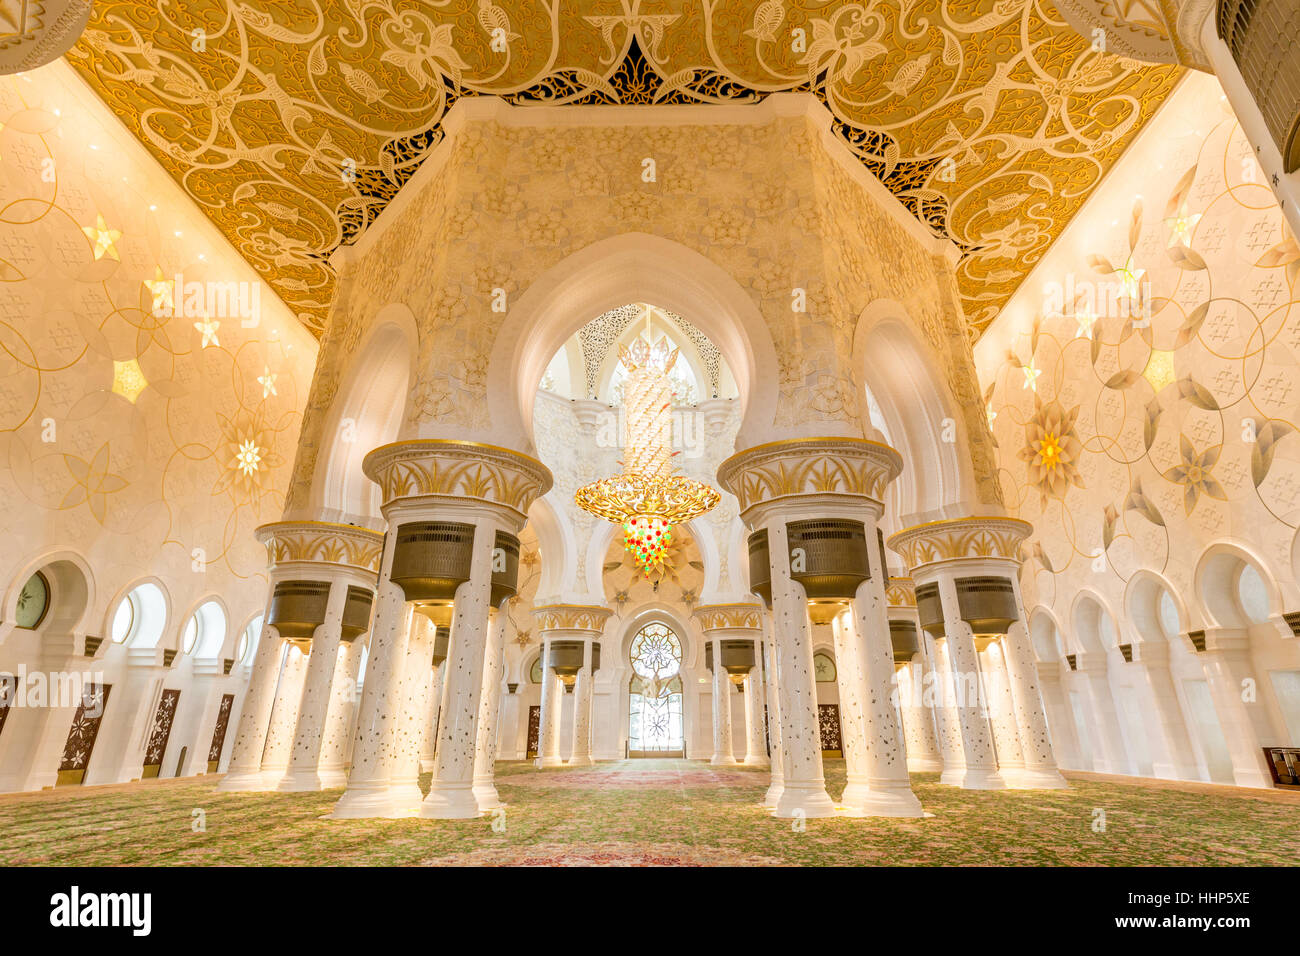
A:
[818,703,842,757]
[526,705,541,759]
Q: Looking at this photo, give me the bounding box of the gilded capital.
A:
[531,604,612,634]
[886,576,917,609]
[715,437,902,516]
[256,521,384,575]
[886,516,1033,573]
[692,602,764,632]
[362,439,553,517]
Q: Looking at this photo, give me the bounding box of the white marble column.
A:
[766,519,835,817]
[928,634,969,780]
[279,578,350,791]
[838,569,922,816]
[897,653,943,772]
[568,639,595,768]
[217,589,281,791]
[1037,659,1081,768]
[317,635,365,788]
[981,640,1026,786]
[472,603,509,808]
[420,655,445,773]
[258,643,310,787]
[535,638,563,767]
[710,636,737,766]
[85,648,163,785]
[1001,611,1067,787]
[421,517,497,819]
[742,642,769,767]
[934,573,1005,789]
[390,612,434,810]
[761,617,784,807]
[331,526,413,818]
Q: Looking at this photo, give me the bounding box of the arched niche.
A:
[1070,590,1120,655]
[172,595,231,659]
[525,495,570,600]
[1125,570,1190,644]
[852,302,981,528]
[481,233,789,456]
[300,307,418,527]
[1028,606,1065,663]
[1193,542,1281,629]
[2,551,94,648]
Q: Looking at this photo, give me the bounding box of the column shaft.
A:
[710,635,737,766]
[217,589,281,791]
[258,644,310,786]
[279,579,349,791]
[318,636,365,788]
[568,639,595,768]
[472,606,508,808]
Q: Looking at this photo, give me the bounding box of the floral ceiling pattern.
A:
[67,0,1179,338]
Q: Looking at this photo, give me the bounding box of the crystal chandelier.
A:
[575,320,720,573]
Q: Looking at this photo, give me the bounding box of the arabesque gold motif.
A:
[67,0,1179,336]
[717,438,902,514]
[255,520,384,574]
[886,576,917,607]
[692,603,764,631]
[531,604,612,633]
[887,516,1033,571]
[362,440,553,516]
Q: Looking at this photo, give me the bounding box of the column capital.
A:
[716,437,901,520]
[692,602,764,634]
[531,603,611,637]
[362,439,553,521]
[887,515,1032,577]
[255,520,385,576]
[886,576,916,610]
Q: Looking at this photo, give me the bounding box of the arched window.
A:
[628,622,684,753]
[1238,564,1270,624]
[111,583,167,647]
[183,601,227,657]
[235,615,262,665]
[1158,589,1181,639]
[15,571,50,629]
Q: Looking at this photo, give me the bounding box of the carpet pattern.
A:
[1,759,1297,866]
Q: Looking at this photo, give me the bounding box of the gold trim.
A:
[362,440,554,514]
[692,602,764,631]
[716,437,902,514]
[255,521,385,574]
[532,604,612,633]
[886,516,1033,572]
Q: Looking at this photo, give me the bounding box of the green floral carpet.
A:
[1,759,1296,866]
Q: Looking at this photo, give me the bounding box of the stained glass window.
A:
[15,572,49,630]
[628,622,684,752]
[529,655,543,683]
[813,651,837,683]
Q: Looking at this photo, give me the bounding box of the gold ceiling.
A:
[68,0,1180,338]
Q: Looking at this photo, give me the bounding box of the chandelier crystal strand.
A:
[575,326,720,573]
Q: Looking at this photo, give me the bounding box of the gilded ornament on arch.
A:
[886,576,917,608]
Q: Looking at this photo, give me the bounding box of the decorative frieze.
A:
[886,576,917,609]
[716,438,902,515]
[363,440,553,518]
[256,521,384,575]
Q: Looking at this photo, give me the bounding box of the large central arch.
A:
[484,233,783,457]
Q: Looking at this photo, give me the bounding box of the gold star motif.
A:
[257,367,278,398]
[1074,306,1097,340]
[234,440,262,476]
[194,318,221,348]
[143,267,174,316]
[1164,204,1202,248]
[111,359,148,403]
[1142,349,1176,392]
[1021,360,1041,391]
[81,214,122,261]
